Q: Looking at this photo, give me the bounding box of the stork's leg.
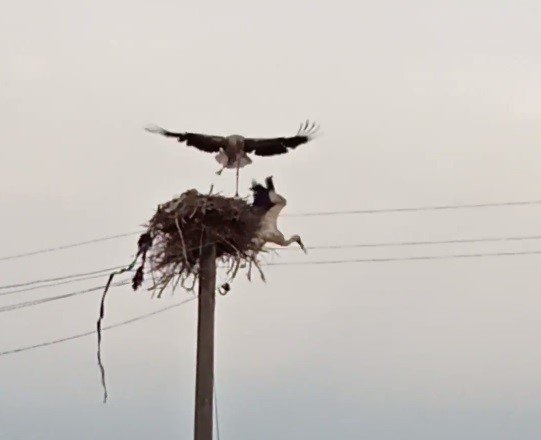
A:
[235,164,240,197]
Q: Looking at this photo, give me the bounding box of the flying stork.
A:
[145,121,319,196]
[251,176,306,252]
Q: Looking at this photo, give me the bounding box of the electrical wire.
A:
[2,198,541,262]
[3,247,541,315]
[0,232,140,262]
[0,280,130,314]
[286,199,541,217]
[2,247,541,355]
[0,296,197,357]
[0,266,123,290]
[0,272,120,297]
[272,234,541,251]
[265,249,541,266]
[4,233,541,294]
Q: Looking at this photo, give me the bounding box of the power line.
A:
[0,280,130,314]
[266,249,541,266]
[2,248,541,355]
[2,198,541,262]
[0,266,123,290]
[4,233,541,294]
[4,247,541,315]
[287,199,541,217]
[0,241,219,293]
[273,234,541,251]
[0,232,139,263]
[0,272,120,297]
[0,296,196,357]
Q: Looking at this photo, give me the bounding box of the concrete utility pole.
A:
[194,242,217,440]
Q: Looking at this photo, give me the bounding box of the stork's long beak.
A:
[297,238,307,254]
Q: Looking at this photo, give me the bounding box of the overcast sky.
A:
[2,0,541,438]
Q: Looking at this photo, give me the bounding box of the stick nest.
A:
[135,189,265,296]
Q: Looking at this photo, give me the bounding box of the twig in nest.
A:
[225,257,238,276]
[212,231,243,283]
[213,230,242,257]
[221,255,242,291]
[188,275,197,291]
[157,272,174,298]
[230,257,242,280]
[149,270,157,292]
[198,227,206,258]
[181,273,198,292]
[247,258,253,281]
[251,255,266,282]
[174,216,190,269]
[172,272,183,295]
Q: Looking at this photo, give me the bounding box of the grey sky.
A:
[2,0,541,438]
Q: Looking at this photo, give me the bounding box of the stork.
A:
[145,121,319,196]
[251,176,306,252]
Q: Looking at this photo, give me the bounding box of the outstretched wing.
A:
[265,176,275,191]
[243,120,319,156]
[251,180,274,212]
[145,125,225,153]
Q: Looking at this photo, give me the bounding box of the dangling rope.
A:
[96,232,152,403]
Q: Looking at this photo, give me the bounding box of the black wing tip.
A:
[296,120,320,137]
[144,124,167,135]
[251,176,275,191]
[250,179,265,192]
[144,125,189,142]
[265,176,275,190]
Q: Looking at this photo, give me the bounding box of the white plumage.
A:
[251,176,306,252]
[145,121,318,196]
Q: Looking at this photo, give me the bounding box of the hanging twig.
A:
[96,263,134,403]
[251,255,266,282]
[96,231,152,403]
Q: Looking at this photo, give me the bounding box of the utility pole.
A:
[194,241,217,440]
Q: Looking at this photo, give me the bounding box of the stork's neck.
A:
[266,203,285,221]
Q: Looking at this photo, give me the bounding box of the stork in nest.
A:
[251,176,306,252]
[145,121,319,196]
